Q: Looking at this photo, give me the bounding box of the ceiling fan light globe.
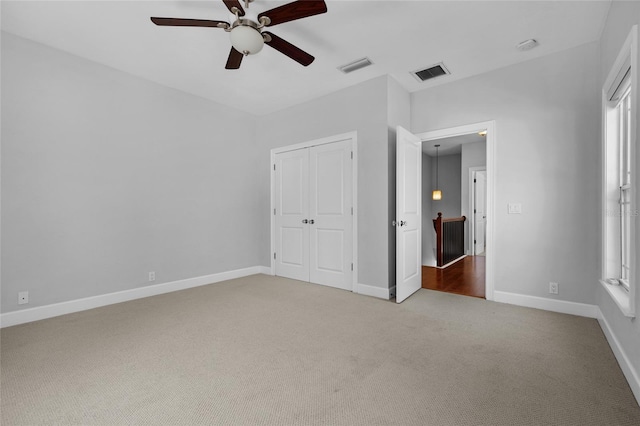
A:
[230,25,264,55]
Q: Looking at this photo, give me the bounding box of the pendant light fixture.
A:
[432,144,442,200]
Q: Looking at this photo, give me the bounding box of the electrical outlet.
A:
[549,282,559,295]
[148,271,155,282]
[508,203,522,214]
[18,291,29,305]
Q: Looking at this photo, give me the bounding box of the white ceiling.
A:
[422,132,485,156]
[1,0,611,116]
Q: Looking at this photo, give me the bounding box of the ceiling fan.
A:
[151,0,327,69]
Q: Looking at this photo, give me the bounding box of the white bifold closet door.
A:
[274,139,352,291]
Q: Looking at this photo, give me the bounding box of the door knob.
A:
[309,219,315,224]
[302,219,308,224]
[400,220,407,226]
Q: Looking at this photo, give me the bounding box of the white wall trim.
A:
[416,120,496,301]
[436,255,467,269]
[597,308,640,406]
[494,290,599,318]
[0,266,268,328]
[354,283,393,300]
[257,266,272,275]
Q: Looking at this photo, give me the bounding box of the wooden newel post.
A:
[433,212,443,266]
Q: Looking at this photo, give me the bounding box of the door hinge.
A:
[474,209,476,214]
[474,178,476,183]
[351,207,353,215]
[274,208,276,215]
[351,151,353,159]
[274,252,276,260]
[273,164,276,171]
[351,263,354,271]
[474,240,477,244]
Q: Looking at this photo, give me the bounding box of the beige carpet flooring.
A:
[2,274,639,425]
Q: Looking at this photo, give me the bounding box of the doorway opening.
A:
[416,122,495,301]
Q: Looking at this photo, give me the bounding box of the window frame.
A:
[619,87,631,292]
[601,25,637,318]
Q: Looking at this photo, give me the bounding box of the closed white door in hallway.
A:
[473,170,487,255]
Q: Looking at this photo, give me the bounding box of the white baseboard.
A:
[354,283,393,300]
[597,309,640,407]
[494,291,599,318]
[257,266,272,275]
[437,255,467,269]
[0,266,268,328]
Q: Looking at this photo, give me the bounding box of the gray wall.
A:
[461,141,487,253]
[421,153,434,265]
[596,0,640,396]
[412,41,600,305]
[430,154,461,220]
[1,33,262,312]
[255,76,391,290]
[1,33,411,311]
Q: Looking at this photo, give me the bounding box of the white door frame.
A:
[416,121,496,301]
[469,167,487,256]
[270,131,358,290]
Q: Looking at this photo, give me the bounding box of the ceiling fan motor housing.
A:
[230,19,264,55]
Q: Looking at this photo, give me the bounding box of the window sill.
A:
[600,279,636,318]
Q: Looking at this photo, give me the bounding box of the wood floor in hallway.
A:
[422,256,485,298]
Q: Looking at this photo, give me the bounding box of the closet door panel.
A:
[309,140,352,290]
[274,149,310,281]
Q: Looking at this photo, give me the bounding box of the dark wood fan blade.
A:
[225,47,244,69]
[222,0,245,16]
[150,17,230,28]
[263,32,314,66]
[259,0,326,26]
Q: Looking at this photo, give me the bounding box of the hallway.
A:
[422,256,485,298]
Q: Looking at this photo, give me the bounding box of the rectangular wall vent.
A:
[338,57,373,74]
[411,62,450,82]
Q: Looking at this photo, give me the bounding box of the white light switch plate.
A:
[508,203,522,214]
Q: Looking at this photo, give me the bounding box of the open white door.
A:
[396,126,422,303]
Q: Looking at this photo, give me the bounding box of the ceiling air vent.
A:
[411,62,450,82]
[338,57,373,74]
